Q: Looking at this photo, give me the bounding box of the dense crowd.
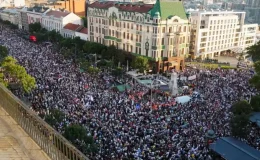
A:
[1,26,260,160]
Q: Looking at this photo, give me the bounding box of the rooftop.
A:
[63,23,88,34]
[89,0,187,20]
[210,137,260,160]
[46,10,70,18]
[79,27,88,34]
[27,6,49,13]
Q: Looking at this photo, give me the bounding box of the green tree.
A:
[87,66,99,74]
[230,114,250,139]
[1,56,36,93]
[249,61,260,89]
[0,45,8,61]
[246,41,260,62]
[250,95,260,112]
[81,17,88,27]
[115,50,126,64]
[29,22,42,33]
[112,67,123,77]
[231,100,252,116]
[132,56,149,73]
[44,109,65,128]
[105,45,117,60]
[63,124,98,155]
[60,38,74,49]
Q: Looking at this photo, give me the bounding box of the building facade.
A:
[42,10,82,32]
[0,8,19,25]
[48,0,86,17]
[189,11,257,59]
[88,0,190,71]
[61,23,88,41]
[18,7,29,30]
[26,7,50,25]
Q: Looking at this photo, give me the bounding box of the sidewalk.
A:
[0,107,50,160]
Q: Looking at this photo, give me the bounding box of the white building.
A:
[0,8,19,24]
[26,7,51,24]
[203,0,213,6]
[42,10,83,32]
[0,0,25,7]
[189,11,257,59]
[88,0,190,71]
[61,23,88,41]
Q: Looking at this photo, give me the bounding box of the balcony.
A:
[104,36,122,42]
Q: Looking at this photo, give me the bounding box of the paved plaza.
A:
[215,56,238,67]
[0,107,50,160]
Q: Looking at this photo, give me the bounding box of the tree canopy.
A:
[132,56,149,73]
[249,61,260,89]
[231,100,252,115]
[230,114,250,139]
[0,45,8,61]
[250,95,260,112]
[0,56,36,93]
[29,22,42,33]
[230,100,253,139]
[246,41,260,62]
[44,109,65,129]
[63,124,98,155]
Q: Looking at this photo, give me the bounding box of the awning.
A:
[210,137,260,160]
[115,84,131,92]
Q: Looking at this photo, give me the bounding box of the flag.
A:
[136,104,141,110]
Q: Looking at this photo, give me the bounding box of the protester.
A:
[0,26,259,160]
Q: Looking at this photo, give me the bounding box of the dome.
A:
[154,11,160,18]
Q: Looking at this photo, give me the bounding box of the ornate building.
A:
[88,0,190,71]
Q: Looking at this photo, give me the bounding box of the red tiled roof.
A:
[63,23,81,31]
[89,1,115,9]
[46,10,70,18]
[79,27,88,34]
[89,2,154,13]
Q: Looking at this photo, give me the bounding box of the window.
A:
[139,35,142,42]
[147,26,149,32]
[162,27,165,33]
[169,27,172,33]
[161,38,164,45]
[137,24,139,30]
[140,25,142,31]
[139,48,141,54]
[161,50,163,57]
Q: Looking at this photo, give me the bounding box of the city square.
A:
[0,0,260,160]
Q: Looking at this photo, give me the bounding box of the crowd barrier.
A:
[0,84,89,160]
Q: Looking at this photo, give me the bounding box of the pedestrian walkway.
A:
[0,107,50,160]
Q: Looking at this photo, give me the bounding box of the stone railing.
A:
[0,84,89,160]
